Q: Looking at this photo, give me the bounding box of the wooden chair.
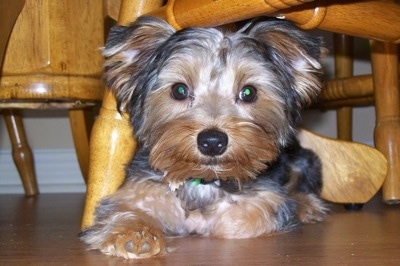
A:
[0,0,105,195]
[316,35,400,204]
[81,0,398,228]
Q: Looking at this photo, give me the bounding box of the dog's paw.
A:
[101,226,166,259]
[297,194,328,224]
[82,222,166,259]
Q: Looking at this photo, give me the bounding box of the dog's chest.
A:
[175,183,233,235]
[176,182,224,211]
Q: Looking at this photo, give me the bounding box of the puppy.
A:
[80,16,327,259]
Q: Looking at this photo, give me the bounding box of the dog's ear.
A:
[247,19,323,124]
[103,17,175,112]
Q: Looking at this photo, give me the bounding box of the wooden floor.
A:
[1,193,400,265]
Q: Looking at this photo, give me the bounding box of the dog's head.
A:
[103,17,323,188]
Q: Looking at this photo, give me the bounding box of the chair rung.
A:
[319,75,374,102]
[312,96,375,110]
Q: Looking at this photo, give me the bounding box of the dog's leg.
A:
[80,207,166,259]
[80,179,185,259]
[292,193,328,223]
[209,190,299,239]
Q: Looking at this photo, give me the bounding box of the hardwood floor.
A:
[1,193,400,265]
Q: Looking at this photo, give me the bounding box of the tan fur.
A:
[149,117,280,185]
[89,179,294,254]
[81,17,327,260]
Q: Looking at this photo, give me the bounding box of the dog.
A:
[80,16,327,259]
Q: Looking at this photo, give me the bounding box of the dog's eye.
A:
[171,83,189,100]
[238,86,257,103]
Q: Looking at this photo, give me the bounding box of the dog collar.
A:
[189,178,215,186]
[190,178,202,186]
[189,178,241,193]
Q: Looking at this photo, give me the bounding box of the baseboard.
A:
[0,149,85,194]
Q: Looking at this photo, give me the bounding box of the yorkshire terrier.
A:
[80,16,327,259]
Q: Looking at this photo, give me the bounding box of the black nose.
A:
[197,129,228,156]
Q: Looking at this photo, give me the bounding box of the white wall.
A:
[0,32,375,193]
[0,110,85,193]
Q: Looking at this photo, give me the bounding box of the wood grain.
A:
[1,0,105,102]
[147,0,400,43]
[69,108,96,183]
[1,0,105,196]
[81,94,137,228]
[2,193,400,265]
[0,0,25,68]
[333,34,353,141]
[298,129,386,204]
[370,41,400,203]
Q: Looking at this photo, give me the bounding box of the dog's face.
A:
[103,17,323,188]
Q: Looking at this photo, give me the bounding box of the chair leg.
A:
[337,108,353,140]
[81,91,136,229]
[3,109,38,196]
[334,34,354,141]
[68,108,96,183]
[370,40,400,203]
[81,0,165,230]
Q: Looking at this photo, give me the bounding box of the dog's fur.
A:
[80,17,327,259]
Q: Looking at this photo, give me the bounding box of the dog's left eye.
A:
[171,83,189,100]
[238,86,257,103]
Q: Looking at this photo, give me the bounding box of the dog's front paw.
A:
[103,226,165,259]
[82,221,166,259]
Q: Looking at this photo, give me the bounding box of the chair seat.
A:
[0,74,103,108]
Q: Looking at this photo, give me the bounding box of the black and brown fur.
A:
[80,16,327,259]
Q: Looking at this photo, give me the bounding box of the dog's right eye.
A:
[238,85,257,103]
[171,83,189,100]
